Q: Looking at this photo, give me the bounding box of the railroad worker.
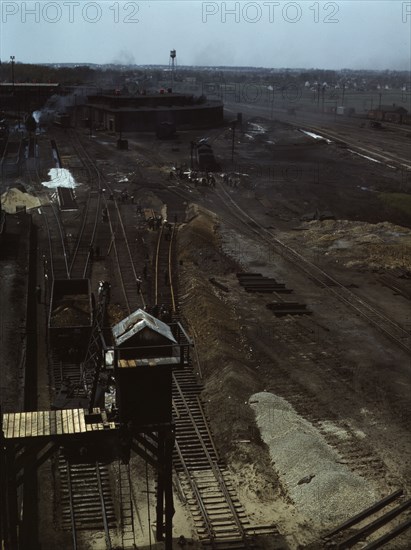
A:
[35,285,41,304]
[130,195,134,204]
[136,276,142,293]
[109,192,114,200]
[178,535,187,547]
[101,281,111,303]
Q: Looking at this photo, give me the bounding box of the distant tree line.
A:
[0,62,408,92]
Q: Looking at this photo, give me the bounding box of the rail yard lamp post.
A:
[230,120,237,166]
[190,141,196,170]
[10,56,15,91]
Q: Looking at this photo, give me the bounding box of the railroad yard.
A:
[1,104,411,550]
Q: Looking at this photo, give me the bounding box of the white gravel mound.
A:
[250,391,377,530]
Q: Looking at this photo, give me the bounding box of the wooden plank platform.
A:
[1,409,118,440]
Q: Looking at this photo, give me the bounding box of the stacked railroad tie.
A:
[237,273,311,316]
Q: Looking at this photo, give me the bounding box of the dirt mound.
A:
[178,205,283,505]
[285,219,411,271]
[1,187,42,213]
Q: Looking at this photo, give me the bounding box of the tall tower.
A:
[169,49,177,89]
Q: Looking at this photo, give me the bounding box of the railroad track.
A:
[152,212,259,548]
[155,222,177,311]
[224,101,411,169]
[216,183,411,356]
[41,199,70,280]
[322,488,411,549]
[305,124,411,170]
[115,460,137,549]
[58,455,116,549]
[68,190,101,279]
[173,369,251,548]
[64,132,102,279]
[105,198,144,313]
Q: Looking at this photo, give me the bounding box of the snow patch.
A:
[42,168,78,189]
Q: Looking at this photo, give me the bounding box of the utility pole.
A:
[231,120,236,165]
[10,55,15,91]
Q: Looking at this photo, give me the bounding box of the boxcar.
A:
[48,278,93,353]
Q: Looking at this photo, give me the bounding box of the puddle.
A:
[299,129,332,143]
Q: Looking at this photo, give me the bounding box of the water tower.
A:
[169,49,177,89]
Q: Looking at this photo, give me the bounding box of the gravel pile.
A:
[250,391,377,530]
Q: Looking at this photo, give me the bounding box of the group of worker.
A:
[169,166,217,188]
[222,173,241,188]
[107,190,135,204]
[185,170,216,188]
[147,214,164,230]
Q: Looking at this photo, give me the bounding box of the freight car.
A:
[48,278,93,354]
[196,142,220,171]
[54,112,71,128]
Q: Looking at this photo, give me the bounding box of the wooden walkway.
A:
[2,409,117,440]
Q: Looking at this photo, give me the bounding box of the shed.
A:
[111,309,178,427]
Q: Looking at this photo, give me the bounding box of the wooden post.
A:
[164,428,175,550]
[156,430,165,541]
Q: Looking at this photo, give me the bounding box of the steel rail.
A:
[65,131,103,278]
[323,488,403,539]
[96,462,112,550]
[174,439,216,543]
[66,462,78,550]
[361,518,411,550]
[104,200,131,314]
[173,373,246,542]
[168,223,177,312]
[338,497,411,548]
[155,224,164,304]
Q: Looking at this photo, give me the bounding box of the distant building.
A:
[0,82,60,111]
[367,104,408,123]
[82,91,223,133]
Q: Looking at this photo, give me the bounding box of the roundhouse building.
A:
[84,91,224,132]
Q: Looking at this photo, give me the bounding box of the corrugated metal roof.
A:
[112,309,177,347]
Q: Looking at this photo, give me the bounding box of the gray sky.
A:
[1,1,410,70]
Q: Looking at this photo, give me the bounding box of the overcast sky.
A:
[1,1,410,70]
